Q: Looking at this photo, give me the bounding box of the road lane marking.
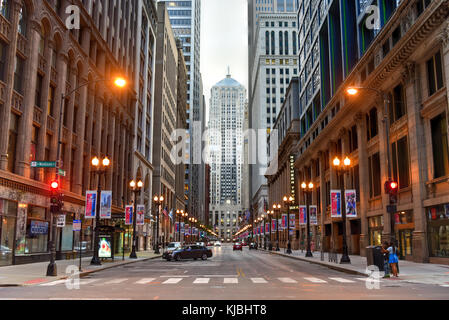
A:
[160,275,190,278]
[135,278,156,284]
[79,279,101,285]
[224,278,238,284]
[356,278,381,282]
[329,277,355,283]
[193,278,210,284]
[250,278,268,283]
[163,278,183,284]
[104,278,128,284]
[40,280,67,286]
[304,277,327,283]
[278,277,297,283]
[440,284,449,287]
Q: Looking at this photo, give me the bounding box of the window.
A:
[47,85,55,116]
[391,136,410,189]
[18,6,26,36]
[0,0,9,20]
[0,40,7,81]
[368,152,381,198]
[14,56,25,94]
[349,125,358,152]
[7,112,18,173]
[389,84,406,124]
[35,74,43,108]
[431,113,449,178]
[366,107,378,140]
[427,51,444,96]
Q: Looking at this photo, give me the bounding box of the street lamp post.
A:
[272,204,281,251]
[129,179,143,259]
[301,182,314,257]
[283,196,294,254]
[90,156,111,265]
[262,214,267,250]
[153,195,164,254]
[332,156,352,264]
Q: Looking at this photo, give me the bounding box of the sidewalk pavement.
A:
[261,247,449,284]
[0,251,162,287]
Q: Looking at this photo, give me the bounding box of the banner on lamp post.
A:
[331,190,341,217]
[281,214,287,229]
[85,191,97,218]
[181,222,185,234]
[345,189,357,217]
[271,219,276,233]
[289,214,295,229]
[265,223,269,234]
[100,191,112,219]
[125,205,133,225]
[136,204,145,225]
[299,206,307,225]
[310,205,318,225]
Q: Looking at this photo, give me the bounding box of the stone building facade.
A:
[0,0,151,265]
[293,0,449,263]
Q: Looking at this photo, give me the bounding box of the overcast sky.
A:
[201,0,248,123]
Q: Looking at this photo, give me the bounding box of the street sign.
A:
[31,161,56,168]
[58,169,66,176]
[57,215,66,227]
[73,220,81,231]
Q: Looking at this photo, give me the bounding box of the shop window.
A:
[0,199,16,266]
[25,206,48,254]
[368,215,384,246]
[431,113,449,179]
[391,136,410,189]
[427,51,444,97]
[368,152,381,198]
[427,204,449,258]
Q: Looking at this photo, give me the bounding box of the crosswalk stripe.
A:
[440,284,449,287]
[193,278,210,284]
[278,277,298,283]
[329,277,355,283]
[250,278,268,283]
[40,280,67,286]
[135,278,156,284]
[304,277,327,283]
[355,277,381,282]
[224,278,238,284]
[163,278,183,284]
[104,278,128,284]
[79,279,100,285]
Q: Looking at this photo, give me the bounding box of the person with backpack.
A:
[387,241,399,277]
[381,241,390,278]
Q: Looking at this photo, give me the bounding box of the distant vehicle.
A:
[196,242,205,247]
[214,241,221,247]
[167,245,212,261]
[207,241,214,246]
[241,242,248,246]
[249,242,257,250]
[0,245,11,256]
[162,242,182,260]
[233,243,243,251]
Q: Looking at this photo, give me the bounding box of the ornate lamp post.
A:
[90,156,111,265]
[261,214,266,249]
[176,210,184,242]
[153,195,164,254]
[332,156,352,264]
[283,195,295,254]
[182,211,188,245]
[267,210,273,250]
[272,204,281,251]
[301,182,314,257]
[129,179,143,259]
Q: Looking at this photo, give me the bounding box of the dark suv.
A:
[168,245,212,261]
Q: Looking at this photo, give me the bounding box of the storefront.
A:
[427,204,449,260]
[393,210,414,260]
[368,215,384,246]
[0,199,17,266]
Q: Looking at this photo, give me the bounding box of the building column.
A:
[16,20,41,178]
[0,0,22,170]
[403,62,429,262]
[355,112,370,256]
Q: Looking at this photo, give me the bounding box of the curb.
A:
[260,249,368,277]
[0,254,162,287]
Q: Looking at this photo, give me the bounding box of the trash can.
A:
[366,246,384,271]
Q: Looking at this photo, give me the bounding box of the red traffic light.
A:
[50,181,59,189]
[390,181,398,189]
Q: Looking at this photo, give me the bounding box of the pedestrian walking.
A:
[387,241,399,277]
[381,241,390,278]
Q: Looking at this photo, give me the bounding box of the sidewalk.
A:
[0,251,162,287]
[261,248,449,284]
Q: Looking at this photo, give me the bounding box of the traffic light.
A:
[384,180,398,205]
[50,180,60,213]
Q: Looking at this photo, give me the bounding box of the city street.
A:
[0,244,448,300]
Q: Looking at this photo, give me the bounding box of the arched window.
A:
[293,31,297,55]
[279,31,283,55]
[0,0,10,20]
[38,25,45,56]
[271,31,275,55]
[18,6,26,37]
[265,31,269,55]
[284,31,289,55]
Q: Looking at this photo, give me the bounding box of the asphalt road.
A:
[0,244,448,300]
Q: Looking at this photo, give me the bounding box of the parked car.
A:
[167,245,212,261]
[241,242,248,246]
[249,242,258,250]
[214,241,221,247]
[0,245,11,256]
[233,243,243,251]
[162,242,182,260]
[207,241,214,246]
[73,241,88,252]
[196,242,205,247]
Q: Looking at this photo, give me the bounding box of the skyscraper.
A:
[208,73,247,240]
[157,0,203,221]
